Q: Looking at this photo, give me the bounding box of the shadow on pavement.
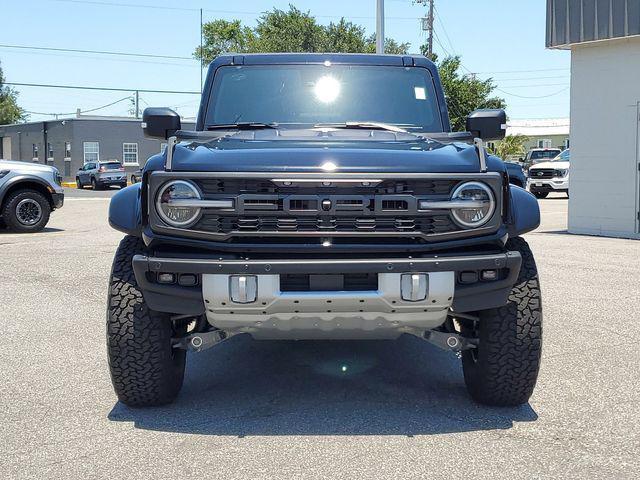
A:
[0,226,64,234]
[108,334,537,436]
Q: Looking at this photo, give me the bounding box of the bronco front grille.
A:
[148,172,504,243]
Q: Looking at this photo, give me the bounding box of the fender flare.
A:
[0,174,53,206]
[508,186,541,236]
[109,183,143,236]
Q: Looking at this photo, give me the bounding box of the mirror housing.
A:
[466,109,506,141]
[142,107,181,140]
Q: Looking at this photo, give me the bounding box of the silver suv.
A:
[76,160,127,190]
[0,160,64,232]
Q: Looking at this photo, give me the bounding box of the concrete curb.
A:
[61,182,132,188]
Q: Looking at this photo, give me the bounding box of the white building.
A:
[505,118,570,151]
[547,0,640,239]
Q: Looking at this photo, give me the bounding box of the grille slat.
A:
[194,215,454,234]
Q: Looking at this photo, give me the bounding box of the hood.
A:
[145,129,505,174]
[529,160,569,170]
[0,159,57,174]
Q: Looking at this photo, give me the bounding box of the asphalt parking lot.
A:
[1,191,639,479]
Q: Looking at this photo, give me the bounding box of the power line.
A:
[24,95,132,116]
[5,82,200,95]
[495,86,570,99]
[476,67,570,75]
[0,43,193,61]
[48,0,422,20]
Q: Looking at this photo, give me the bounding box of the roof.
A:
[211,53,434,67]
[547,0,640,49]
[506,118,570,137]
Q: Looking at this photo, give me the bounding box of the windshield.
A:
[205,65,443,133]
[529,150,560,160]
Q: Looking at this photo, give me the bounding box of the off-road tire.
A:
[2,189,51,233]
[107,235,186,407]
[532,191,548,199]
[461,237,542,407]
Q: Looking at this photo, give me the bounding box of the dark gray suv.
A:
[76,161,127,190]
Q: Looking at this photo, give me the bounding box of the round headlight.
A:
[156,180,202,227]
[450,181,495,228]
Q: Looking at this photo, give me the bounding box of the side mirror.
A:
[466,109,506,141]
[142,107,181,140]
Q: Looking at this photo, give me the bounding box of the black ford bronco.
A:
[107,54,542,408]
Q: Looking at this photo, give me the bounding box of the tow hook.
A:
[172,330,228,352]
[423,330,478,353]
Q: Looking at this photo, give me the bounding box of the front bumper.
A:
[528,177,569,192]
[132,251,522,339]
[51,192,64,209]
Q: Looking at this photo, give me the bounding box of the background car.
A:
[522,148,562,172]
[130,169,142,184]
[0,159,64,232]
[76,161,127,190]
[528,148,570,198]
[504,161,527,188]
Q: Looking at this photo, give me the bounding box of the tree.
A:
[195,19,255,62]
[195,6,409,63]
[0,61,26,125]
[494,134,529,160]
[437,56,505,131]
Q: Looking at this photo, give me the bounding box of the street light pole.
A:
[376,0,385,54]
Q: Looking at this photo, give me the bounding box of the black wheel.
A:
[461,237,542,406]
[532,191,548,199]
[107,235,186,407]
[91,177,100,190]
[131,175,137,184]
[76,177,83,189]
[1,189,51,233]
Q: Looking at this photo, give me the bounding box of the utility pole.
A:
[376,0,385,54]
[427,0,434,59]
[134,90,140,119]
[416,0,434,58]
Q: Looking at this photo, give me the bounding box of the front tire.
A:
[461,237,542,406]
[76,177,83,189]
[107,235,186,407]
[2,189,51,233]
[91,177,100,190]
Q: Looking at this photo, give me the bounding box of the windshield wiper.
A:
[315,122,409,133]
[206,122,279,130]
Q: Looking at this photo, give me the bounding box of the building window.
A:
[64,142,71,159]
[486,141,496,152]
[83,142,99,163]
[564,138,570,149]
[47,142,54,161]
[32,144,39,161]
[122,143,139,165]
[537,139,552,148]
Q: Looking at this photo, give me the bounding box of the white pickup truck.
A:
[528,149,570,199]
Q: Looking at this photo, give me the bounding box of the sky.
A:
[0,0,570,123]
